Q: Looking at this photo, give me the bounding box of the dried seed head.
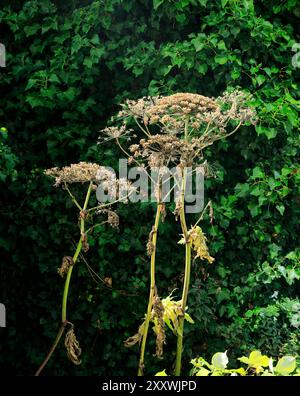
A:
[116,91,256,146]
[97,208,120,229]
[107,210,119,228]
[130,134,199,167]
[99,125,131,140]
[118,96,160,119]
[146,93,218,126]
[45,162,103,186]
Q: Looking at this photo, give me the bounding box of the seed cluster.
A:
[97,208,120,229]
[129,134,205,168]
[146,93,218,128]
[118,91,256,137]
[99,125,134,143]
[45,162,103,186]
[118,96,160,120]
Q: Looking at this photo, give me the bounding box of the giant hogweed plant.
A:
[35,163,134,375]
[100,91,257,375]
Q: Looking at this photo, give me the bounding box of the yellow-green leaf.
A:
[196,368,210,376]
[184,312,195,324]
[275,356,296,375]
[155,369,168,376]
[248,351,270,368]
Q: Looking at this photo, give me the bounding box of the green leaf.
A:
[255,75,266,86]
[184,312,195,324]
[255,125,277,139]
[197,63,208,75]
[49,74,60,84]
[24,24,40,37]
[252,166,265,179]
[153,0,165,10]
[276,204,285,215]
[221,0,229,7]
[217,41,226,50]
[192,38,205,52]
[90,34,100,45]
[83,57,94,68]
[215,55,228,65]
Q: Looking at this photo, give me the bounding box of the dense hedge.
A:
[0,0,299,375]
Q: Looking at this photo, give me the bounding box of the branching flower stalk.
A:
[35,162,133,376]
[35,182,92,376]
[175,117,192,376]
[102,91,257,375]
[100,117,167,376]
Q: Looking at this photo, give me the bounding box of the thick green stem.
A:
[62,181,92,322]
[35,182,93,376]
[175,241,191,376]
[175,118,192,376]
[137,203,161,376]
[61,238,82,322]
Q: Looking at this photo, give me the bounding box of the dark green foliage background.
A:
[0,0,299,375]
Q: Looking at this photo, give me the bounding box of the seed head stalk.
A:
[175,118,192,376]
[138,196,162,376]
[35,181,93,376]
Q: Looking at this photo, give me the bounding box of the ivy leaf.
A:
[153,0,165,10]
[221,0,229,7]
[252,166,265,179]
[276,204,285,215]
[214,55,228,65]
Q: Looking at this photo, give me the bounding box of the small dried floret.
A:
[58,256,74,278]
[96,208,120,229]
[98,125,133,143]
[118,96,160,119]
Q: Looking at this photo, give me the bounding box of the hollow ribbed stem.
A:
[175,118,192,376]
[137,202,162,376]
[62,182,92,322]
